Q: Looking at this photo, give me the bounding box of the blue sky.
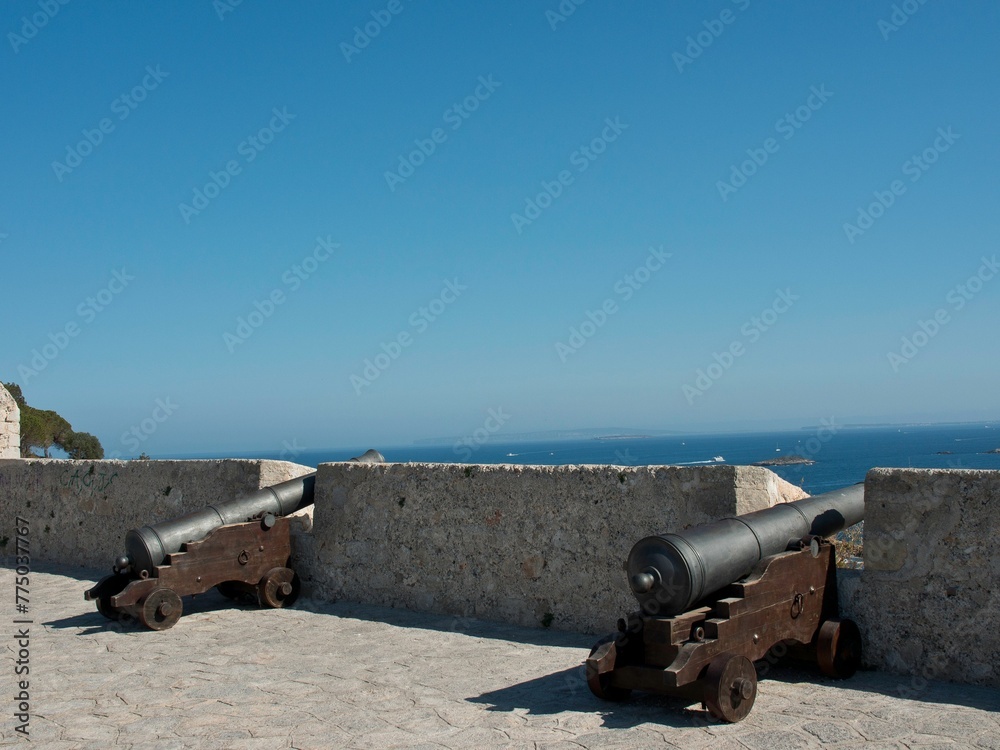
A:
[2,1,998,456]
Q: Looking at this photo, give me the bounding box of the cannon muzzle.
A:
[626,482,864,616]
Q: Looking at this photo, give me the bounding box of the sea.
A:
[174,423,1000,495]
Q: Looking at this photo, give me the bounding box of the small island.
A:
[936,450,954,455]
[752,455,816,467]
[983,448,1000,454]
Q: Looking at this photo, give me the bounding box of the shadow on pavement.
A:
[472,662,1000,727]
[38,562,595,649]
[764,662,1000,714]
[12,560,108,583]
[46,586,259,634]
[297,597,597,649]
[468,666,716,730]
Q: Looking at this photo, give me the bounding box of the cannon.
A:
[85,449,384,630]
[586,483,864,722]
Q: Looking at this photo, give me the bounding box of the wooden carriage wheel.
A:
[139,588,183,631]
[703,654,757,723]
[258,567,300,608]
[817,619,862,679]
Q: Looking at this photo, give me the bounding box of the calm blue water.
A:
[175,424,1000,494]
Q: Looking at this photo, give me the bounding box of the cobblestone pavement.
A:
[1,566,998,748]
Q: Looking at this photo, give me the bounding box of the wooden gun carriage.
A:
[85,450,384,630]
[587,485,865,722]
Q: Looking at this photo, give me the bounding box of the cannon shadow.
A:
[471,662,1000,726]
[468,666,712,730]
[43,563,595,648]
[45,586,255,635]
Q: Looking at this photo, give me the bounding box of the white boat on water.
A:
[713,455,724,462]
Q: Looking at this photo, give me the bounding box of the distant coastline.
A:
[592,434,652,441]
[410,420,1000,447]
[412,427,677,446]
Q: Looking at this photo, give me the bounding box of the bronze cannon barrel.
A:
[626,483,864,616]
[120,449,385,575]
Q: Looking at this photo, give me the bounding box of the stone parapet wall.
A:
[0,458,313,570]
[845,468,1000,688]
[0,384,19,459]
[301,462,806,635]
[4,454,996,689]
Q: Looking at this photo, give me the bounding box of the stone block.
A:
[0,384,19,459]
[858,468,1000,687]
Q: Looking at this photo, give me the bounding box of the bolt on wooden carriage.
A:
[586,484,865,722]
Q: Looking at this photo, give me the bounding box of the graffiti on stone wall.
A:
[63,465,118,496]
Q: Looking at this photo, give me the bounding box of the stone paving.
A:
[1,565,998,749]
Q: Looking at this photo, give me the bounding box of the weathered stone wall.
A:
[0,459,313,570]
[843,468,1000,688]
[7,454,995,688]
[301,462,806,635]
[0,384,19,459]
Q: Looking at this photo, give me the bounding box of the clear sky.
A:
[2,1,998,456]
